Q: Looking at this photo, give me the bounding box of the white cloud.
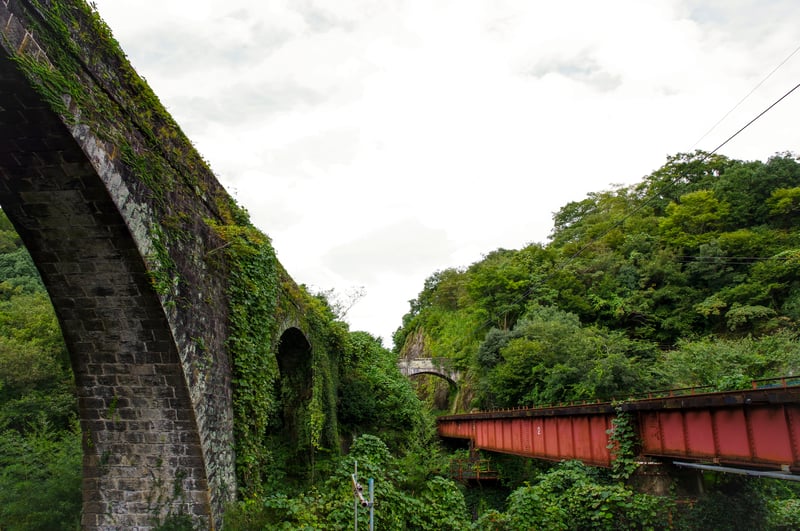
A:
[93,0,800,344]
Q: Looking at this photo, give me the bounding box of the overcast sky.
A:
[91,0,800,346]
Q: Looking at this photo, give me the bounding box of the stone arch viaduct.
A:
[0,1,339,528]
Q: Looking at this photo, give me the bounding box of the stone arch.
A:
[408,370,458,390]
[276,327,313,445]
[0,7,236,527]
[398,357,461,386]
[0,51,219,526]
[399,358,461,411]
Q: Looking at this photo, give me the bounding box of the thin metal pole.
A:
[368,477,374,531]
[354,461,358,531]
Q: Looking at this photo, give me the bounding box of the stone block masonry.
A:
[0,0,247,528]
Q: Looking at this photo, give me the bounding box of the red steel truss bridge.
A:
[437,378,800,480]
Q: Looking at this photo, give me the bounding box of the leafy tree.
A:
[657,332,800,389]
[338,331,432,452]
[659,190,730,250]
[768,186,800,227]
[479,305,659,408]
[474,461,666,530]
[0,419,82,530]
[465,249,534,331]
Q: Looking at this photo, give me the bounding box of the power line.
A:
[689,43,800,151]
[706,81,800,157]
[480,77,800,332]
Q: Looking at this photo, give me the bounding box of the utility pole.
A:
[352,461,375,530]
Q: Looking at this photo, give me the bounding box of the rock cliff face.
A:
[399,326,430,360]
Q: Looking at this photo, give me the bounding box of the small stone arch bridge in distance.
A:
[398,357,462,387]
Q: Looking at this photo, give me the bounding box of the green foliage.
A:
[0,248,43,297]
[660,190,730,250]
[673,475,768,530]
[225,434,470,530]
[210,205,433,498]
[768,186,800,226]
[0,219,80,529]
[334,434,469,530]
[658,332,800,389]
[474,461,667,531]
[607,408,639,481]
[478,305,659,408]
[0,419,82,531]
[209,212,281,496]
[407,475,470,530]
[767,498,800,530]
[338,332,432,451]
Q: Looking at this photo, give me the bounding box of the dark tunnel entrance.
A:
[276,327,313,447]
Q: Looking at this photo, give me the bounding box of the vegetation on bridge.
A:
[3,0,800,528]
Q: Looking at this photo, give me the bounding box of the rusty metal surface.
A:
[438,413,614,467]
[637,403,800,472]
[438,382,800,473]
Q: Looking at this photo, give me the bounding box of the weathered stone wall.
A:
[0,1,348,528]
[0,0,238,527]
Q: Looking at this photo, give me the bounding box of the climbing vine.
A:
[207,200,281,497]
[9,0,349,503]
[607,404,639,481]
[146,222,179,300]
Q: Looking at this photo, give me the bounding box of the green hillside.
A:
[395,151,800,412]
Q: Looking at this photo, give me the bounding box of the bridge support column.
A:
[628,462,707,498]
[628,463,674,496]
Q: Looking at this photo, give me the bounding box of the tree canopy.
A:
[395,151,800,409]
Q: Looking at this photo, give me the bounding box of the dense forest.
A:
[2,151,800,529]
[391,151,800,528]
[396,151,800,407]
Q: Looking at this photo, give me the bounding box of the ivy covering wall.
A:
[7,0,350,502]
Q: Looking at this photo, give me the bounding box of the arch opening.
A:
[276,327,313,446]
[0,44,216,527]
[408,372,458,413]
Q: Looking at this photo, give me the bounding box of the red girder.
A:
[438,403,615,467]
[437,383,800,474]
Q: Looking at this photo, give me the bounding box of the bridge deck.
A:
[437,383,800,474]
